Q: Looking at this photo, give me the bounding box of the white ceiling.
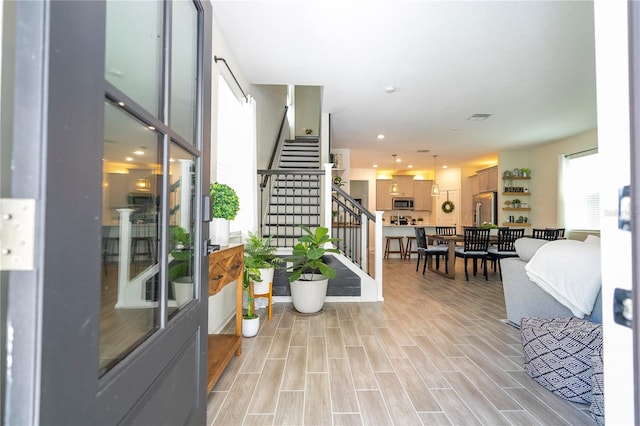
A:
[212,1,597,172]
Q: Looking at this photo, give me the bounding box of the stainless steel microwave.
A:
[392,197,414,210]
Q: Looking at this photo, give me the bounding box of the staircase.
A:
[262,136,322,247]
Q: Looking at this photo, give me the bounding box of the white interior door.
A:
[594,1,636,423]
[435,188,459,230]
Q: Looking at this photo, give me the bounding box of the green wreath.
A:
[441,200,455,213]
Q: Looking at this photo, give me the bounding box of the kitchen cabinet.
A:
[376,179,393,210]
[393,175,415,197]
[477,166,498,192]
[469,174,479,196]
[413,180,433,211]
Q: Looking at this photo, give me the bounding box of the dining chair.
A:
[414,227,449,274]
[487,227,525,279]
[434,226,456,268]
[532,228,561,241]
[454,227,490,280]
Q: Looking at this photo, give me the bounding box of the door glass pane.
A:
[171,0,198,145]
[168,144,196,314]
[100,101,162,376]
[105,0,163,116]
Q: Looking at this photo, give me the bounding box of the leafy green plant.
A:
[333,176,344,187]
[244,232,284,270]
[479,222,498,229]
[287,226,341,282]
[210,182,240,220]
[168,226,192,282]
[520,167,531,176]
[243,256,262,319]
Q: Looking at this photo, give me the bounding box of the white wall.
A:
[294,85,321,136]
[498,129,597,229]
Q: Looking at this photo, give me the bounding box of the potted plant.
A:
[244,232,284,319]
[512,198,521,208]
[287,225,341,314]
[210,182,240,246]
[333,176,344,187]
[169,226,193,309]
[242,256,262,337]
[520,167,531,177]
[417,217,424,223]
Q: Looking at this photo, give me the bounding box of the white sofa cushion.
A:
[514,237,550,262]
[525,239,601,318]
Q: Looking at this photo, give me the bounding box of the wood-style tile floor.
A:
[207,258,596,425]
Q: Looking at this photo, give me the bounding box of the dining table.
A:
[426,234,499,279]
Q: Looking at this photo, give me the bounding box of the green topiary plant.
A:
[168,226,192,282]
[210,182,240,220]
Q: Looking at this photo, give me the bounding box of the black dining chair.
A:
[487,228,525,279]
[434,226,456,269]
[414,227,449,274]
[532,228,561,241]
[454,227,490,281]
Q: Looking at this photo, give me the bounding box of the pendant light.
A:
[389,154,400,195]
[431,155,440,196]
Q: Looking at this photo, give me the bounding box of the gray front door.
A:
[2,1,212,424]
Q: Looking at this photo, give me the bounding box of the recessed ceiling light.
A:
[467,113,492,121]
[133,150,144,155]
[373,164,378,168]
[408,165,413,169]
[442,165,448,169]
[395,157,401,163]
[169,158,175,163]
[385,86,396,94]
[125,157,134,162]
[377,134,385,140]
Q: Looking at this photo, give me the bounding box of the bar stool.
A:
[404,236,418,259]
[102,237,119,275]
[384,236,405,259]
[131,237,154,264]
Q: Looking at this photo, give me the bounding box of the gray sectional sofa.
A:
[501,237,602,327]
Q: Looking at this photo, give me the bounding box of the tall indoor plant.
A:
[287,225,340,314]
[242,256,262,337]
[210,182,239,246]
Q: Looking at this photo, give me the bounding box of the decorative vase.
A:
[211,218,230,246]
[242,315,260,337]
[290,274,329,314]
[173,276,193,309]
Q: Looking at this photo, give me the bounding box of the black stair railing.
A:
[331,184,376,274]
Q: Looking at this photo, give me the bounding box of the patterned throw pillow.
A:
[521,317,603,404]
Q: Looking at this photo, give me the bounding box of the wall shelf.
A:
[502,207,531,211]
[502,222,531,227]
[502,192,531,196]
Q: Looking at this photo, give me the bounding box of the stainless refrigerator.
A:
[473,191,498,226]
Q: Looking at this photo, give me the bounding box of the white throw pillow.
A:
[515,237,550,262]
[584,234,601,245]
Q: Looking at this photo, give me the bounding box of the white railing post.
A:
[115,208,134,308]
[178,159,192,230]
[375,210,384,301]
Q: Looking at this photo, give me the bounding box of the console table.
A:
[207,244,244,393]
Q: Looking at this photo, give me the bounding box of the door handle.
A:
[614,288,633,328]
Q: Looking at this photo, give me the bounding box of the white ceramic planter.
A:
[211,218,230,246]
[242,315,260,337]
[290,274,328,314]
[254,268,274,295]
[173,276,193,309]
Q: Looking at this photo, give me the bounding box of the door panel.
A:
[4,1,212,424]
